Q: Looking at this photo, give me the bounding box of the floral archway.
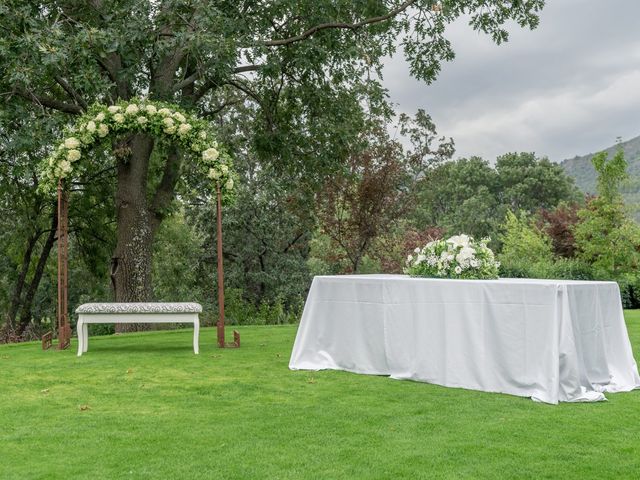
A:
[40,99,238,349]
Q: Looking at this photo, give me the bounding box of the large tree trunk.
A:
[111,135,157,332]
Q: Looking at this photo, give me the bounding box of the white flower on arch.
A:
[40,99,236,197]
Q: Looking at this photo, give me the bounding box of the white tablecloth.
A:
[289,275,640,404]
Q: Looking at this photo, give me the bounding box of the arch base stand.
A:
[217,326,240,348]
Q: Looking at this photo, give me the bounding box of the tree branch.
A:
[172,70,199,93]
[201,98,244,116]
[234,64,262,74]
[171,62,261,94]
[150,148,182,226]
[14,88,83,114]
[194,79,216,101]
[152,6,197,97]
[54,75,88,111]
[263,0,418,47]
[95,56,117,83]
[226,79,264,107]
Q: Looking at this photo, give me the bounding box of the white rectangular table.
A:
[75,302,201,356]
[289,275,640,404]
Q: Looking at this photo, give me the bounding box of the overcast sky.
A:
[382,0,640,162]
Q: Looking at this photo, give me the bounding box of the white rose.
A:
[220,164,229,174]
[64,137,80,149]
[86,121,97,133]
[407,254,413,263]
[414,247,421,254]
[98,124,109,137]
[225,178,234,190]
[113,113,125,123]
[162,117,175,128]
[107,105,121,113]
[447,234,471,249]
[125,104,139,115]
[456,246,476,264]
[198,131,207,140]
[172,112,186,122]
[67,149,81,162]
[164,126,177,134]
[158,108,171,116]
[202,147,219,162]
[178,123,192,135]
[95,112,106,121]
[145,105,157,114]
[455,266,462,275]
[137,116,148,125]
[208,168,221,180]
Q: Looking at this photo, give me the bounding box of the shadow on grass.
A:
[82,344,197,353]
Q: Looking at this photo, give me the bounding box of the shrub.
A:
[224,288,303,325]
[546,258,595,281]
[499,211,554,267]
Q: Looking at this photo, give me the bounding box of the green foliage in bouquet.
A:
[405,234,500,279]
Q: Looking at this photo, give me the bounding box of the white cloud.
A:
[382,0,640,161]
[444,69,640,160]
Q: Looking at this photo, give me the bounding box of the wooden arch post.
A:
[216,184,240,348]
[57,179,72,349]
[42,179,71,350]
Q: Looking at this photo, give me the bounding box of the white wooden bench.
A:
[75,302,202,357]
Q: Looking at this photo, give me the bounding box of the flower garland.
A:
[405,234,500,279]
[40,99,236,194]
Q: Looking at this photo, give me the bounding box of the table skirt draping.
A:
[289,275,640,404]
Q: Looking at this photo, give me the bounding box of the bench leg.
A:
[193,318,200,354]
[77,320,84,357]
[83,323,89,353]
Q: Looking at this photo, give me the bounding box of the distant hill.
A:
[561,135,640,194]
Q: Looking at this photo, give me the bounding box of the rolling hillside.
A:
[561,135,640,194]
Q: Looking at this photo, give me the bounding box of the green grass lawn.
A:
[2,313,640,480]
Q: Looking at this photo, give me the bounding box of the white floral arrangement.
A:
[39,98,236,195]
[404,234,500,279]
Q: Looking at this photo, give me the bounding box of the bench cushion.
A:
[76,302,202,314]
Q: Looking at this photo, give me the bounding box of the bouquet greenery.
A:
[404,234,500,279]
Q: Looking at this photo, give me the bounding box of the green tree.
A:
[498,210,554,269]
[574,149,640,277]
[413,153,580,242]
[414,157,498,239]
[496,152,581,212]
[190,174,314,314]
[0,111,115,337]
[0,0,545,303]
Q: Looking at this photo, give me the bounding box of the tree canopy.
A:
[0,0,547,336]
[413,153,581,241]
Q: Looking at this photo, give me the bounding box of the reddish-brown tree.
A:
[374,226,444,273]
[536,202,582,258]
[317,113,453,272]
